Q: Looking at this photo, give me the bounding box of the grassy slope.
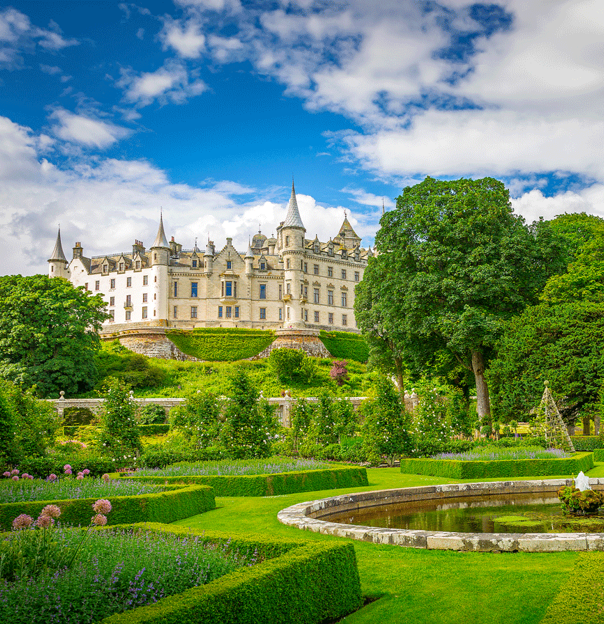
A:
[174,468,587,624]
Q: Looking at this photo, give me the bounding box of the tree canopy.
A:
[355,176,558,419]
[0,275,108,397]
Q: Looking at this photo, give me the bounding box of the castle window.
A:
[301,260,303,271]
[143,275,148,285]
[127,277,132,288]
[285,236,290,247]
[109,296,115,306]
[142,306,148,319]
[300,284,304,295]
[154,294,156,300]
[119,262,124,271]
[154,253,157,261]
[95,280,100,291]
[314,311,319,323]
[341,292,347,307]
[286,283,291,294]
[328,313,334,324]
[304,286,308,298]
[286,307,290,320]
[235,306,239,318]
[143,293,147,303]
[314,243,319,254]
[103,264,108,274]
[260,284,266,299]
[304,309,308,322]
[226,306,232,318]
[174,282,178,297]
[191,306,197,319]
[260,308,266,320]
[218,306,223,318]
[342,249,347,260]
[154,276,157,282]
[342,314,347,326]
[327,266,333,278]
[192,259,197,268]
[354,271,359,282]
[260,262,266,270]
[314,288,320,304]
[341,269,347,280]
[225,281,232,297]
[328,245,334,257]
[191,282,198,297]
[136,261,141,270]
[226,260,232,270]
[314,264,319,275]
[109,310,114,320]
[125,311,131,320]
[126,295,132,306]
[173,306,178,319]
[84,283,89,291]
[278,284,282,299]
[328,290,334,305]
[286,259,290,269]
[279,308,282,320]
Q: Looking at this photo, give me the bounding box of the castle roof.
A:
[282,181,305,230]
[151,213,170,249]
[48,228,67,264]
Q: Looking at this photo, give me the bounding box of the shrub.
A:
[139,447,226,469]
[571,436,602,451]
[14,455,118,478]
[138,403,167,425]
[329,360,349,386]
[558,485,604,514]
[63,406,95,425]
[0,386,17,466]
[170,392,221,448]
[319,331,369,363]
[166,328,275,361]
[268,348,317,383]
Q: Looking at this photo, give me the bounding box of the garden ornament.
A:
[574,471,591,492]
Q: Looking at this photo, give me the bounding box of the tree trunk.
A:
[582,415,591,436]
[471,350,491,421]
[394,356,405,394]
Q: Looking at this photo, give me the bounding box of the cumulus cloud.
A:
[160,17,206,58]
[48,109,133,149]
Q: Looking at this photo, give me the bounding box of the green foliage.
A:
[541,552,604,624]
[488,302,604,424]
[167,328,275,361]
[307,392,356,448]
[138,403,167,425]
[399,452,594,479]
[361,376,412,466]
[220,368,278,459]
[63,407,95,426]
[170,392,221,448]
[546,212,604,268]
[95,345,166,391]
[558,485,604,514]
[14,455,117,478]
[0,381,61,459]
[594,449,604,461]
[0,484,215,532]
[121,466,368,497]
[571,436,602,451]
[0,388,17,466]
[267,348,317,383]
[139,446,225,469]
[97,379,142,460]
[319,331,369,363]
[0,275,108,397]
[98,523,362,624]
[282,397,314,454]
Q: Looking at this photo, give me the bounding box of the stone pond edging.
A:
[277,479,604,552]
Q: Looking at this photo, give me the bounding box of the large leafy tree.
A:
[0,275,108,397]
[357,177,557,420]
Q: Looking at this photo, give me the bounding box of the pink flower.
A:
[12,476,19,481]
[92,499,112,514]
[47,474,57,482]
[63,464,72,471]
[64,468,72,476]
[92,514,107,526]
[82,469,90,475]
[11,469,19,475]
[41,504,61,519]
[101,474,110,482]
[76,474,84,480]
[12,514,34,530]
[36,515,54,529]
[27,474,34,480]
[3,471,10,478]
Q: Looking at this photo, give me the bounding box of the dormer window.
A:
[314,243,320,254]
[192,259,197,268]
[342,249,347,260]
[135,261,141,270]
[119,262,124,271]
[260,262,266,270]
[226,261,232,270]
[102,264,108,274]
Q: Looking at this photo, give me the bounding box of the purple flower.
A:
[82,469,90,475]
[41,504,61,519]
[47,473,57,482]
[63,464,72,471]
[36,514,54,529]
[12,514,34,530]
[11,469,19,475]
[92,513,108,526]
[64,468,73,476]
[93,499,112,514]
[102,473,111,482]
[77,473,84,480]
[2,471,10,478]
[12,475,19,481]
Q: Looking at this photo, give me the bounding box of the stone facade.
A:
[48,183,371,336]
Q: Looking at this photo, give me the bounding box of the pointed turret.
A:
[48,227,69,278]
[151,213,170,249]
[283,180,305,229]
[245,239,254,259]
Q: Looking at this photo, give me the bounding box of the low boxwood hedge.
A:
[571,436,602,451]
[166,328,275,361]
[319,330,369,363]
[594,449,604,462]
[121,466,368,497]
[13,455,118,478]
[100,523,362,624]
[540,551,604,624]
[399,452,594,479]
[0,484,215,532]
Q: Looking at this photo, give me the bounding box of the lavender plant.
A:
[431,446,570,461]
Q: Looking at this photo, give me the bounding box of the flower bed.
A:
[121,465,368,497]
[0,484,215,532]
[431,446,570,461]
[399,452,594,479]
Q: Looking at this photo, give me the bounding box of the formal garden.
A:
[4,181,604,622]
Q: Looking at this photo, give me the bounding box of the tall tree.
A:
[0,275,108,397]
[357,177,556,420]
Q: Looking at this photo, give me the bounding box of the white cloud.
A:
[341,187,395,209]
[49,109,133,149]
[160,17,206,58]
[118,60,207,107]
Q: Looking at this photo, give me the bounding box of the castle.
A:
[47,183,370,335]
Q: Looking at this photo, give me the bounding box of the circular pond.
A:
[277,479,604,552]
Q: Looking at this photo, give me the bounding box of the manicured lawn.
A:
[174,467,594,624]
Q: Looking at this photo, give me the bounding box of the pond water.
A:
[326,493,604,534]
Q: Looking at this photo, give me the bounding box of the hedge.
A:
[8,455,118,478]
[99,523,362,624]
[63,424,170,437]
[0,484,215,532]
[121,466,368,497]
[594,449,604,462]
[166,328,275,361]
[399,452,594,479]
[319,330,369,363]
[540,552,604,624]
[571,436,602,451]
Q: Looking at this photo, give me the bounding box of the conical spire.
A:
[48,227,67,264]
[283,180,305,229]
[151,212,170,249]
[245,238,254,258]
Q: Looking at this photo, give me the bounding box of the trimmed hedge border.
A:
[540,551,604,624]
[594,449,604,462]
[319,330,369,363]
[121,466,368,497]
[167,328,275,361]
[399,452,594,479]
[0,484,215,532]
[571,436,602,451]
[99,522,362,624]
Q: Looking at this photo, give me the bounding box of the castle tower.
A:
[48,227,69,279]
[277,181,306,328]
[245,240,254,275]
[150,213,170,323]
[204,239,214,274]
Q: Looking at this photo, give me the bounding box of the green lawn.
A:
[173,467,595,624]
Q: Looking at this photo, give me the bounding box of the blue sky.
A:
[1,0,604,275]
